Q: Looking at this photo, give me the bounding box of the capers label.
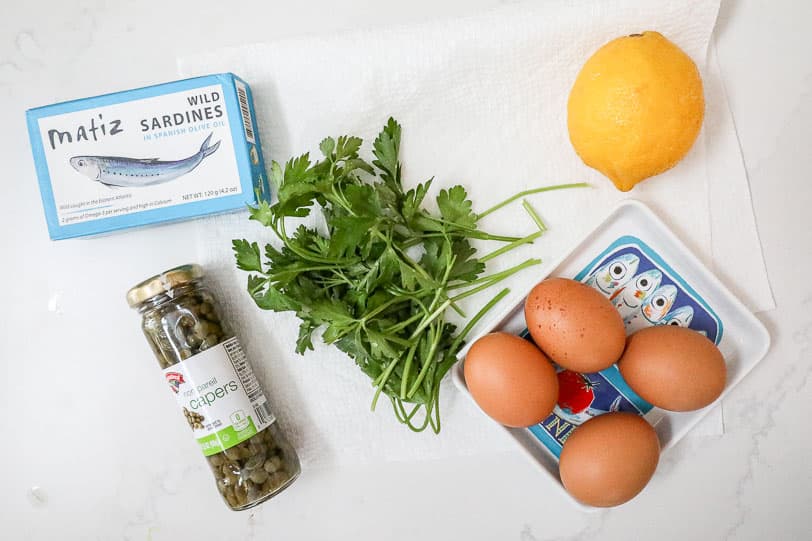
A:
[162,337,275,456]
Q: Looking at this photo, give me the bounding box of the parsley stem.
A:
[429,381,442,433]
[450,259,540,302]
[404,401,423,423]
[361,294,410,322]
[480,230,543,264]
[379,334,413,347]
[391,397,426,430]
[448,287,511,355]
[448,258,542,293]
[388,238,435,284]
[448,231,524,243]
[400,231,523,247]
[522,199,546,232]
[409,299,451,340]
[332,183,356,216]
[424,361,438,414]
[391,396,406,424]
[383,310,426,334]
[476,183,590,221]
[407,258,454,340]
[270,265,342,278]
[414,215,524,241]
[407,323,443,399]
[371,356,400,411]
[449,301,466,318]
[404,403,431,432]
[400,343,418,399]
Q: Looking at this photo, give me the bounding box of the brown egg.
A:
[464,332,558,427]
[559,412,660,507]
[618,326,727,411]
[524,278,625,373]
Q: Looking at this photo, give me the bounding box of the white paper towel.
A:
[705,41,775,313]
[177,0,771,467]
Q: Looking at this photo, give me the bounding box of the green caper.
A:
[234,484,248,506]
[223,447,242,461]
[248,469,269,485]
[246,483,263,502]
[192,321,209,338]
[267,471,289,490]
[263,456,282,474]
[179,316,195,329]
[244,454,265,471]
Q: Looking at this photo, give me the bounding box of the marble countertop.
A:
[2,1,810,539]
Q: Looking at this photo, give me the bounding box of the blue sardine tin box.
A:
[26,73,271,240]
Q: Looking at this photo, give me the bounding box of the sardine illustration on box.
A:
[69,133,220,188]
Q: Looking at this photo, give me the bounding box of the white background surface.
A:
[1,1,809,540]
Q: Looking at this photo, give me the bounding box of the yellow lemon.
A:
[567,31,704,191]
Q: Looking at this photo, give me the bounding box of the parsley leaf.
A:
[252,281,300,312]
[449,239,485,282]
[437,185,477,229]
[372,117,402,189]
[319,137,336,158]
[336,136,363,161]
[248,200,275,227]
[402,179,432,223]
[328,215,377,258]
[233,239,262,272]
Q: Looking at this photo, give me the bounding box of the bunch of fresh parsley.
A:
[233,118,586,432]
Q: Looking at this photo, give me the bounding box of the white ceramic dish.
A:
[451,199,770,510]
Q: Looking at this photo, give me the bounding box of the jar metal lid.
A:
[126,264,204,308]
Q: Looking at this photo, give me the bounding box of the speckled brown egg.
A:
[524,278,626,373]
[618,326,727,411]
[559,412,660,507]
[464,332,558,428]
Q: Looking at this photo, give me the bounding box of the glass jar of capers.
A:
[127,264,300,511]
